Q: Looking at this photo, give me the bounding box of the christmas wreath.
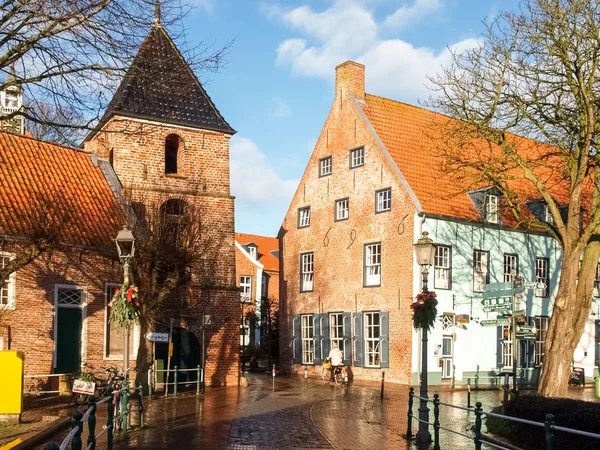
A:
[410,291,438,331]
[108,284,141,328]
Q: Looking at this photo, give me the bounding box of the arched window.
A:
[165,134,180,174]
[161,198,185,217]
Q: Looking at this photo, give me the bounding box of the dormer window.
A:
[544,204,554,224]
[248,246,257,260]
[485,193,499,224]
[165,134,180,174]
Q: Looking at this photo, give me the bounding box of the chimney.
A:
[335,61,365,102]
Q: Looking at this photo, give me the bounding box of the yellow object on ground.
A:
[0,438,22,450]
[0,351,24,418]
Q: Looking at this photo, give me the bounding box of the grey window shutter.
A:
[319,314,330,361]
[527,200,545,221]
[353,313,364,367]
[313,314,322,365]
[379,312,390,368]
[468,190,486,218]
[342,312,352,365]
[293,315,301,364]
[497,326,503,369]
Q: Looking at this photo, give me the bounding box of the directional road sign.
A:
[516,325,537,333]
[523,282,547,290]
[483,304,512,313]
[513,309,526,317]
[516,333,536,341]
[480,319,511,327]
[145,332,169,343]
[481,297,512,307]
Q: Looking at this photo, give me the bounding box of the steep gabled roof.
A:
[0,131,123,248]
[85,23,234,141]
[235,233,279,272]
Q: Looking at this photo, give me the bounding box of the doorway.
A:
[54,286,86,373]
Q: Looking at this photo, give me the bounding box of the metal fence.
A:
[150,365,204,397]
[406,387,600,450]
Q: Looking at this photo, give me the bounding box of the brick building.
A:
[1,16,239,386]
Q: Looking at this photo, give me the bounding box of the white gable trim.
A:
[350,95,423,213]
[235,241,264,269]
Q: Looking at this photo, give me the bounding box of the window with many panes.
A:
[535,258,549,298]
[375,188,391,213]
[503,254,518,282]
[247,246,257,260]
[534,316,549,366]
[301,315,314,364]
[473,250,489,292]
[364,312,381,367]
[298,207,311,228]
[335,198,349,221]
[0,253,15,308]
[350,146,364,168]
[319,156,332,177]
[240,276,252,302]
[300,252,314,292]
[105,284,135,359]
[594,263,600,297]
[330,313,345,356]
[364,243,382,286]
[544,204,554,224]
[502,325,513,368]
[434,246,451,289]
[486,193,499,223]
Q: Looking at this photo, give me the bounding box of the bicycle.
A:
[321,358,347,386]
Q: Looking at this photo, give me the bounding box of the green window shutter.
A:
[379,311,390,369]
[313,314,322,365]
[319,314,330,361]
[342,312,352,365]
[353,313,364,367]
[293,315,301,364]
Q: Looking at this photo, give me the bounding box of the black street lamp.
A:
[413,231,436,444]
[115,225,136,374]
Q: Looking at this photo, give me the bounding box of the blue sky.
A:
[178,0,520,237]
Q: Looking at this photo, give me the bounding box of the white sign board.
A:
[72,379,96,395]
[145,332,169,343]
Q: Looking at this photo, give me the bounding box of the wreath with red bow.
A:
[410,291,438,331]
[108,284,141,328]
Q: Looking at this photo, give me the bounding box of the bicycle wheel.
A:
[321,367,330,381]
[334,369,343,386]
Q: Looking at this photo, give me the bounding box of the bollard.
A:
[381,371,385,400]
[407,387,414,437]
[121,380,130,436]
[451,364,456,388]
[433,394,440,450]
[138,385,144,429]
[502,374,510,414]
[197,365,201,395]
[148,368,153,397]
[87,396,97,450]
[304,367,308,389]
[467,377,471,408]
[474,402,483,450]
[272,364,276,391]
[475,365,479,390]
[71,410,84,450]
[174,366,178,397]
[106,388,114,450]
[544,413,555,450]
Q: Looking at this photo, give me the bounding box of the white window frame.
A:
[503,254,518,282]
[486,193,499,224]
[375,188,391,213]
[441,336,453,358]
[473,250,489,293]
[434,246,451,289]
[319,156,332,177]
[300,252,314,292]
[335,198,349,221]
[247,246,257,260]
[330,313,344,355]
[364,312,381,368]
[301,315,314,364]
[544,204,554,224]
[535,258,549,298]
[298,207,311,228]
[104,283,139,360]
[501,325,513,368]
[0,252,16,310]
[240,276,252,302]
[350,146,364,168]
[364,243,382,287]
[53,284,88,369]
[534,316,549,367]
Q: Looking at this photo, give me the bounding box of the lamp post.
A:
[413,231,437,444]
[115,225,136,375]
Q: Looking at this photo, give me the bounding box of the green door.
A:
[56,307,82,373]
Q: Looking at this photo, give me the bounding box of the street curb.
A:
[12,417,71,450]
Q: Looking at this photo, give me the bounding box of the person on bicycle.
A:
[328,343,343,382]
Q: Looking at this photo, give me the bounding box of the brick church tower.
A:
[84,10,239,385]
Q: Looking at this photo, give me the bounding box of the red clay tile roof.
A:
[0,131,124,249]
[361,94,571,222]
[235,233,279,272]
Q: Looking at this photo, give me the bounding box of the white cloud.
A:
[230,137,299,203]
[383,0,443,30]
[273,96,292,117]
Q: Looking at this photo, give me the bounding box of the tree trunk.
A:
[538,241,600,397]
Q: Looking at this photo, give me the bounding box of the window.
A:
[486,193,499,223]
[335,198,349,221]
[375,188,391,213]
[105,284,135,359]
[364,312,381,367]
[301,315,314,364]
[241,317,251,346]
[441,313,455,333]
[434,246,451,289]
[350,146,364,168]
[594,263,600,297]
[165,134,180,174]
[544,204,554,224]
[473,250,489,293]
[330,313,345,355]
[502,325,513,368]
[247,246,257,260]
[5,90,18,108]
[441,336,453,357]
[534,317,549,366]
[503,254,518,282]
[240,276,252,302]
[0,253,15,309]
[298,207,311,228]
[364,243,382,287]
[319,156,332,177]
[300,252,314,292]
[535,258,549,298]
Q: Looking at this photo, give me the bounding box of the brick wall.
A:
[279,62,416,384]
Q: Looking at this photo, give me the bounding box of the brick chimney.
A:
[335,61,365,102]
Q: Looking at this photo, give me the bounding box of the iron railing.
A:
[150,365,203,397]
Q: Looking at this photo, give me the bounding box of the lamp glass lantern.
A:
[413,231,436,267]
[115,226,136,261]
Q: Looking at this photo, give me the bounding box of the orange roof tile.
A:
[0,131,124,249]
[235,233,279,272]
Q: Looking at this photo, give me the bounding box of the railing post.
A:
[475,365,479,390]
[148,368,153,397]
[71,410,84,450]
[174,366,178,397]
[197,365,201,395]
[121,380,129,436]
[380,371,385,400]
[138,385,144,429]
[433,394,440,450]
[451,364,456,388]
[106,389,114,450]
[87,396,97,450]
[544,413,555,450]
[474,402,483,450]
[407,387,414,437]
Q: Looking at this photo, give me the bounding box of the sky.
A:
[177,0,520,237]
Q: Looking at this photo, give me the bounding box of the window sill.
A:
[0,304,15,311]
[164,173,188,179]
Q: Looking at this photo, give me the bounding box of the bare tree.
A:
[428,0,600,397]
